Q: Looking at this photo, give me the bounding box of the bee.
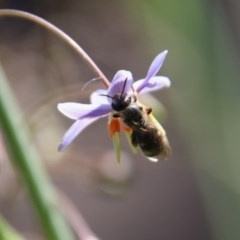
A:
[104,79,171,160]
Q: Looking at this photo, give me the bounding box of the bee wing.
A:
[148,113,171,160]
[147,156,159,162]
[148,113,166,135]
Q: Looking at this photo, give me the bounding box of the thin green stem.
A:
[0,66,74,240]
[0,215,25,240]
[0,9,110,88]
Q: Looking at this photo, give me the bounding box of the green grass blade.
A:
[0,64,74,240]
[0,215,24,240]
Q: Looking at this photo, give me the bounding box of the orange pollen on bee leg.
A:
[108,118,121,138]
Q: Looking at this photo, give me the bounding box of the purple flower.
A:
[58,50,170,152]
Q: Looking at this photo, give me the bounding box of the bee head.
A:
[100,77,136,112]
[111,77,137,111]
[111,93,132,111]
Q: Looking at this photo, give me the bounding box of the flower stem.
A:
[0,9,110,88]
[0,66,75,239]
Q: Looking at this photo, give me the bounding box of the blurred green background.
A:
[0,0,240,239]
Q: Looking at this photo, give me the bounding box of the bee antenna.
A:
[121,78,128,96]
[99,77,128,99]
[99,94,114,99]
[81,77,102,91]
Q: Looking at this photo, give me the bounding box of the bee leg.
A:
[131,131,139,147]
[146,107,152,115]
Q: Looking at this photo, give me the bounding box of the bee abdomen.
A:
[131,129,170,160]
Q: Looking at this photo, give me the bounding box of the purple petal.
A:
[90,89,108,104]
[58,102,111,120]
[136,50,168,92]
[133,76,171,94]
[146,50,168,79]
[79,104,111,119]
[58,118,99,151]
[107,70,133,97]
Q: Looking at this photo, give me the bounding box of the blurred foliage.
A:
[0,65,74,239]
[0,215,24,240]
